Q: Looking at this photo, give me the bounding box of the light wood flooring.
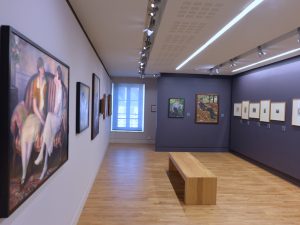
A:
[78,144,300,225]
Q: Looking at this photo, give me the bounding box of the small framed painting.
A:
[270,102,286,122]
[249,103,260,119]
[91,74,100,140]
[195,94,219,124]
[241,101,250,120]
[100,94,106,119]
[76,82,90,133]
[168,98,185,118]
[233,103,242,117]
[292,99,300,126]
[260,100,271,122]
[107,94,112,116]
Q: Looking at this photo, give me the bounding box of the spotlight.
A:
[230,59,237,67]
[144,28,154,37]
[151,3,155,8]
[215,67,219,74]
[258,46,266,57]
[297,27,300,43]
[150,11,156,17]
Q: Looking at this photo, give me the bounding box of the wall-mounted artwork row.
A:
[168,98,185,118]
[91,74,100,140]
[0,26,69,218]
[76,82,90,134]
[195,94,219,124]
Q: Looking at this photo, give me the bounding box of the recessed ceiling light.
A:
[175,0,264,70]
[232,47,300,73]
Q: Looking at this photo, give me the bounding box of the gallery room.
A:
[0,0,299,224]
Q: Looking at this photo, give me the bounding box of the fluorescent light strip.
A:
[232,47,300,73]
[175,0,264,71]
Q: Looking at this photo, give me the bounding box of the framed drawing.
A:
[233,103,242,117]
[107,94,112,116]
[270,102,286,122]
[76,82,90,133]
[241,101,250,120]
[91,74,100,140]
[168,98,185,118]
[249,102,260,119]
[260,100,271,122]
[292,99,300,126]
[0,26,69,217]
[195,94,218,124]
[151,104,157,112]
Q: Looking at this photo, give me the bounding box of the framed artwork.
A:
[241,101,250,120]
[168,98,185,118]
[107,94,112,116]
[260,100,271,122]
[0,26,69,217]
[233,103,242,117]
[151,104,157,112]
[292,99,300,126]
[195,94,218,124]
[100,94,106,119]
[249,102,260,119]
[76,82,90,133]
[91,74,100,140]
[270,102,286,122]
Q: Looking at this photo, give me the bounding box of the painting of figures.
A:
[195,94,219,124]
[0,26,69,217]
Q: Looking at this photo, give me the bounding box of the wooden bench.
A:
[168,152,217,205]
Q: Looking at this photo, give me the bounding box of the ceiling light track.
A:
[175,0,264,71]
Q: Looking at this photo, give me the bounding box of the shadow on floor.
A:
[166,170,185,204]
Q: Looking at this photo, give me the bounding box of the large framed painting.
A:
[260,100,271,122]
[168,98,185,118]
[233,103,242,117]
[195,94,219,124]
[76,82,90,134]
[241,101,250,120]
[292,99,300,126]
[0,26,69,217]
[91,74,100,140]
[249,102,260,119]
[270,102,286,122]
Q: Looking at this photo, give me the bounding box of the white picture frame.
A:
[233,103,242,117]
[249,102,260,119]
[260,100,271,122]
[292,99,300,126]
[270,102,286,122]
[241,101,249,120]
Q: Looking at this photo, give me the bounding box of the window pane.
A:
[130,119,138,128]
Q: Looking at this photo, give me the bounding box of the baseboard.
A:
[230,150,300,187]
[110,138,155,144]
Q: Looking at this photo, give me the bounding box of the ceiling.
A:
[68,0,300,77]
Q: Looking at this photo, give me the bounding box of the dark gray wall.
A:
[231,57,300,180]
[156,75,232,151]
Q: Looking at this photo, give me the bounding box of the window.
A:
[111,83,145,132]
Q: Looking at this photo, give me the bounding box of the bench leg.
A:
[169,158,177,172]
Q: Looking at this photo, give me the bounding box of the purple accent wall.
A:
[156,75,231,151]
[231,57,300,180]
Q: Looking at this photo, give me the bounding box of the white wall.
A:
[0,0,111,224]
[110,77,157,144]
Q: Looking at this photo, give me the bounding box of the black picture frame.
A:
[76,82,90,134]
[0,25,69,218]
[91,74,100,139]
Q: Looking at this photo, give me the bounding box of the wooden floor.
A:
[78,144,300,225]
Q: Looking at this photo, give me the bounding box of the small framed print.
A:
[233,103,242,117]
[151,104,157,112]
[292,99,300,126]
[241,101,249,120]
[249,103,260,119]
[260,100,271,122]
[270,102,286,122]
